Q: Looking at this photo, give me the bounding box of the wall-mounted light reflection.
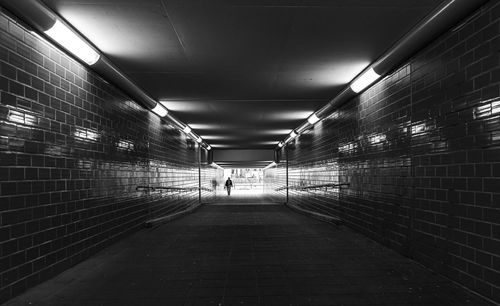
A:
[368,133,386,145]
[74,127,99,141]
[117,139,134,151]
[473,98,500,119]
[8,110,36,126]
[339,142,358,153]
[411,122,427,135]
[494,100,500,115]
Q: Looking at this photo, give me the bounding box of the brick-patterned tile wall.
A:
[0,9,213,303]
[266,1,500,302]
[200,162,224,203]
[263,156,286,203]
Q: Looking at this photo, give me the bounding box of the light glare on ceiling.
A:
[350,67,380,93]
[151,103,168,117]
[45,20,100,65]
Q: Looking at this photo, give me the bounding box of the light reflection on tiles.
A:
[368,133,386,145]
[74,127,99,141]
[117,139,134,151]
[411,122,427,135]
[473,98,500,119]
[8,110,37,126]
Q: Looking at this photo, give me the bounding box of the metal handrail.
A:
[295,183,350,190]
[275,183,350,192]
[136,186,155,191]
[136,186,214,193]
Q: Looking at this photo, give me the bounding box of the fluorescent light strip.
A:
[350,67,380,93]
[151,103,168,117]
[308,113,320,125]
[45,20,100,65]
[263,162,277,170]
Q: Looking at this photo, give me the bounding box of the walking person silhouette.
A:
[224,177,233,196]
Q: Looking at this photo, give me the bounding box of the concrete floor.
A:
[4,197,491,306]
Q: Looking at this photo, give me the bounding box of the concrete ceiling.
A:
[42,0,440,150]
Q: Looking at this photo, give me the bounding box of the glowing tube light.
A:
[45,20,100,65]
[307,113,320,125]
[263,162,276,170]
[350,67,380,93]
[151,103,168,117]
[183,126,191,134]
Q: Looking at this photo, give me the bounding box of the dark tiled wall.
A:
[0,10,213,302]
[265,1,500,302]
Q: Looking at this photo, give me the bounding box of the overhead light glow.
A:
[350,67,380,93]
[151,103,168,117]
[45,20,100,65]
[308,113,320,125]
[183,126,191,134]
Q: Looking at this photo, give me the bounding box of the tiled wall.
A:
[265,0,500,302]
[0,9,215,302]
[263,160,286,203]
[200,153,225,204]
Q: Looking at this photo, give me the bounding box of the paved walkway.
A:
[210,189,279,205]
[4,202,491,306]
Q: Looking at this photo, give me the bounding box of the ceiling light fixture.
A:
[308,113,320,125]
[263,162,277,170]
[183,126,191,134]
[350,67,380,93]
[44,20,100,65]
[151,103,168,117]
